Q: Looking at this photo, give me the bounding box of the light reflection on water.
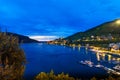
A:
[21,43,120,80]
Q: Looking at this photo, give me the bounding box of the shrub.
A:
[35,70,75,80]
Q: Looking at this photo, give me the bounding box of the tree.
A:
[0,32,26,80]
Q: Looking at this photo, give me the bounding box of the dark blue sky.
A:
[0,0,120,40]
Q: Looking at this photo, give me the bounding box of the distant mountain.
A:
[66,19,120,40]
[2,32,39,43]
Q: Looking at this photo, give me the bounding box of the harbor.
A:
[79,60,120,76]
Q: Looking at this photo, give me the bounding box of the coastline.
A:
[88,46,120,56]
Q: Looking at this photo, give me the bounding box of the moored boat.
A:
[79,60,94,67]
[113,65,120,71]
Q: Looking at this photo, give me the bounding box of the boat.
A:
[104,67,120,75]
[79,60,94,67]
[78,61,120,75]
[113,65,120,71]
[94,64,104,68]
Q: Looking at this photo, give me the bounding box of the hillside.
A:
[1,32,39,43]
[66,19,120,40]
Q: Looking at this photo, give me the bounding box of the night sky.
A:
[0,0,120,41]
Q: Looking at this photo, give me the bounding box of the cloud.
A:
[29,35,58,41]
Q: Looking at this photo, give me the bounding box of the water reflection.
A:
[73,46,120,66]
[95,52,120,64]
[96,52,100,61]
[78,47,81,51]
[108,55,112,62]
[72,46,75,50]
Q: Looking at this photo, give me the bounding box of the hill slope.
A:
[1,32,39,43]
[66,19,120,40]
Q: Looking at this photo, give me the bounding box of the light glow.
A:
[115,19,120,24]
[29,36,58,41]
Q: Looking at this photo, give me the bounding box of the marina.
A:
[79,60,120,76]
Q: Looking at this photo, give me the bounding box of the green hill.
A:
[66,19,120,40]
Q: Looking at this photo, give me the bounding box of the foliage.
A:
[90,77,97,80]
[0,32,26,80]
[35,71,120,80]
[105,76,120,80]
[35,70,75,80]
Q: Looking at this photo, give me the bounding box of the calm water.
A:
[21,43,120,80]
